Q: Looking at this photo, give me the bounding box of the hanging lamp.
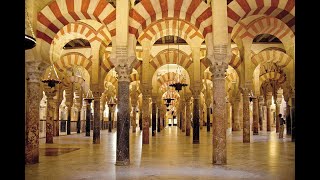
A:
[41,64,61,88]
[169,20,188,92]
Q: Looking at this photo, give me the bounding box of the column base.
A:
[115,160,130,166]
[193,140,199,144]
[253,132,259,135]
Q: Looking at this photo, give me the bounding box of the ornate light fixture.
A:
[84,89,94,103]
[25,6,36,50]
[169,20,188,92]
[41,64,61,88]
[108,96,116,108]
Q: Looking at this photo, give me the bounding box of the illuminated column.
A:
[53,85,62,136]
[185,94,192,136]
[141,86,151,144]
[266,92,272,131]
[231,96,241,131]
[151,96,157,136]
[275,89,283,133]
[44,86,56,144]
[252,97,259,135]
[25,61,43,164]
[92,88,101,144]
[65,86,73,135]
[258,96,264,131]
[242,88,251,143]
[85,100,92,136]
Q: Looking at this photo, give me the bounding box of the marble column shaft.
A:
[275,104,280,133]
[267,106,271,131]
[207,107,211,131]
[211,63,228,165]
[286,103,291,134]
[86,102,91,136]
[242,90,250,143]
[151,101,156,136]
[185,98,191,136]
[142,95,150,144]
[160,106,164,130]
[25,62,42,164]
[258,96,264,131]
[45,89,56,144]
[232,99,241,131]
[132,106,137,133]
[116,81,130,165]
[193,97,200,144]
[252,98,259,135]
[181,102,185,132]
[139,110,142,131]
[93,96,101,144]
[108,106,113,132]
[157,107,161,132]
[53,98,60,136]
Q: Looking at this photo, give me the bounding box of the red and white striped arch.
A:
[251,49,292,68]
[54,52,92,72]
[130,73,140,82]
[138,19,203,45]
[37,0,116,45]
[129,0,212,39]
[101,52,115,72]
[227,0,295,34]
[259,71,286,85]
[54,21,112,47]
[150,49,192,70]
[229,47,243,70]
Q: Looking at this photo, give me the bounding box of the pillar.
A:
[151,96,157,136]
[115,64,132,166]
[132,106,137,133]
[226,98,231,129]
[139,109,142,131]
[232,97,240,131]
[53,86,61,136]
[92,88,101,144]
[85,100,92,136]
[242,88,250,143]
[266,92,272,131]
[192,91,200,144]
[285,101,291,134]
[180,99,185,132]
[210,61,228,164]
[25,61,43,164]
[65,87,73,135]
[252,97,259,135]
[258,96,264,131]
[160,105,165,130]
[141,88,151,144]
[108,103,115,132]
[291,91,295,142]
[275,90,282,133]
[44,86,56,143]
[185,95,191,136]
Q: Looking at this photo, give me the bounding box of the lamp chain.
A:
[25,6,36,38]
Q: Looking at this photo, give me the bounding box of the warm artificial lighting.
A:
[41,65,61,88]
[84,89,94,103]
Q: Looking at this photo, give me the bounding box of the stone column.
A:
[85,100,92,136]
[285,101,291,135]
[266,92,272,131]
[291,90,295,142]
[242,88,251,143]
[232,97,241,131]
[141,87,151,144]
[185,95,191,136]
[210,61,228,164]
[258,96,264,131]
[100,95,106,130]
[65,86,73,135]
[115,63,132,166]
[252,97,259,135]
[25,61,43,164]
[44,86,57,144]
[192,88,201,144]
[139,109,143,131]
[200,103,204,130]
[180,99,185,132]
[108,103,115,132]
[92,88,101,144]
[151,96,157,136]
[275,90,282,133]
[157,98,162,132]
[53,86,61,136]
[160,105,165,130]
[226,98,231,129]
[132,106,137,133]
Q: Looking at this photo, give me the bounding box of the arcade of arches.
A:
[25,0,295,179]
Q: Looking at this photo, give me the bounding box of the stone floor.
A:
[25,126,295,180]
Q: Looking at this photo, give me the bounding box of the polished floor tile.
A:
[25,126,294,180]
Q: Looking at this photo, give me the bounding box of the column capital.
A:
[151,96,158,103]
[209,61,228,79]
[115,64,132,82]
[44,85,57,99]
[240,87,251,97]
[26,61,46,83]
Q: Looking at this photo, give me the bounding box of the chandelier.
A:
[169,20,188,92]
[41,64,61,88]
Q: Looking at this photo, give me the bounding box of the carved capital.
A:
[258,96,264,105]
[44,86,57,99]
[209,61,228,79]
[115,64,132,82]
[240,87,251,97]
